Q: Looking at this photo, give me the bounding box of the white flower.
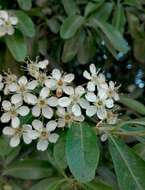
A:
[58,86,89,116]
[1,100,29,127]
[56,107,84,128]
[38,59,49,69]
[83,64,108,92]
[9,76,38,104]
[106,111,118,125]
[0,11,18,37]
[0,74,4,90]
[31,87,57,119]
[3,123,33,147]
[86,92,114,120]
[103,81,119,101]
[31,120,59,151]
[45,69,74,97]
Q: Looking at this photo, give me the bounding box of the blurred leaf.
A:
[112,4,126,33]
[17,0,32,10]
[85,179,113,190]
[53,133,67,170]
[15,11,35,38]
[5,30,27,61]
[119,95,145,115]
[3,160,54,180]
[133,143,145,161]
[77,31,96,64]
[5,146,21,165]
[61,0,78,15]
[91,19,129,53]
[134,38,145,64]
[47,18,60,34]
[66,122,100,182]
[109,135,145,190]
[60,15,84,39]
[0,136,12,157]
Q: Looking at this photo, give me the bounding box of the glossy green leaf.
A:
[66,122,100,182]
[5,30,27,61]
[0,136,12,157]
[15,11,35,37]
[17,0,32,10]
[133,143,145,161]
[3,160,53,179]
[91,19,129,53]
[53,133,67,170]
[85,179,113,190]
[60,15,84,39]
[109,135,145,190]
[61,0,77,15]
[119,95,145,115]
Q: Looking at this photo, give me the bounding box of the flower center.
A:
[65,114,72,122]
[19,84,26,93]
[38,98,47,108]
[57,79,63,86]
[15,128,22,136]
[41,130,49,139]
[10,107,17,117]
[96,100,103,107]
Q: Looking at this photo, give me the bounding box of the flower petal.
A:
[32,120,43,131]
[79,98,89,109]
[64,74,74,83]
[17,106,29,116]
[83,71,91,80]
[11,94,22,104]
[11,117,20,128]
[97,107,107,120]
[87,81,95,92]
[52,69,61,80]
[18,76,27,85]
[40,87,50,98]
[3,127,15,136]
[2,100,11,111]
[10,136,20,147]
[32,106,41,117]
[46,120,57,132]
[47,97,58,107]
[58,97,71,107]
[42,107,53,119]
[27,80,38,90]
[105,98,114,108]
[24,93,37,105]
[45,79,57,90]
[90,64,96,74]
[1,113,10,123]
[86,106,97,117]
[63,86,74,95]
[37,139,49,151]
[72,104,81,116]
[48,133,59,143]
[75,86,85,96]
[85,92,97,102]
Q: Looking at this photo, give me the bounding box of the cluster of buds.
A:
[0,59,119,151]
[0,10,18,37]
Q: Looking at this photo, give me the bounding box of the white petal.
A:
[7,26,14,35]
[38,59,49,69]
[52,69,61,80]
[85,92,97,102]
[72,104,81,116]
[63,86,74,95]
[48,133,59,143]
[75,86,85,96]
[42,107,53,119]
[74,115,84,122]
[2,100,11,111]
[17,106,29,116]
[11,94,22,104]
[58,97,71,107]
[37,139,49,151]
[23,134,32,144]
[90,64,96,74]
[27,80,38,90]
[46,120,57,132]
[57,118,65,128]
[63,74,74,83]
[105,99,114,108]
[18,76,27,85]
[97,107,107,120]
[24,93,37,105]
[87,81,95,92]
[47,97,58,107]
[79,98,89,109]
[1,113,10,123]
[86,106,97,117]
[28,130,39,139]
[56,107,65,117]
[45,79,57,90]
[3,127,15,136]
[83,71,91,80]
[8,83,18,92]
[32,106,41,117]
[11,117,20,128]
[9,16,18,25]
[32,120,43,131]
[40,87,50,98]
[10,136,20,147]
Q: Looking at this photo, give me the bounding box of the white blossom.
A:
[0,11,18,37]
[31,87,57,119]
[45,69,74,97]
[83,64,108,92]
[1,100,29,127]
[58,86,89,116]
[31,120,59,151]
[56,107,84,128]
[9,76,38,104]
[3,123,33,147]
[86,92,114,120]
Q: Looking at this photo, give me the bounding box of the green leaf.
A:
[60,15,84,39]
[15,11,35,37]
[109,135,145,190]
[66,122,100,182]
[5,30,27,61]
[84,2,104,18]
[112,4,126,33]
[3,160,54,180]
[133,143,145,161]
[90,19,129,53]
[85,179,113,190]
[17,0,32,10]
[0,136,12,157]
[61,0,77,15]
[119,95,145,115]
[53,133,67,170]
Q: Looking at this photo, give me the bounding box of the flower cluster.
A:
[0,59,119,151]
[0,10,18,37]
